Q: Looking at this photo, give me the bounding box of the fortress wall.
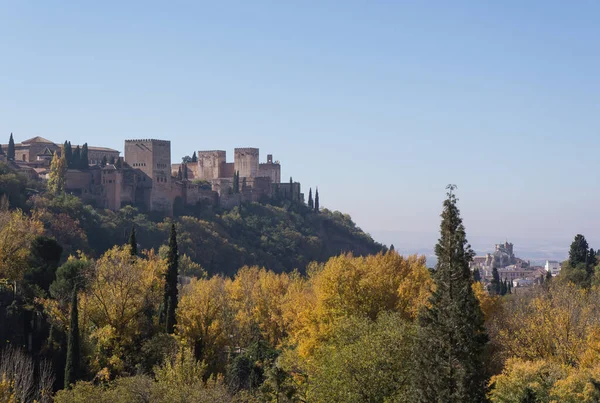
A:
[258,163,281,184]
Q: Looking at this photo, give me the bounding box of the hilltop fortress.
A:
[0,136,303,214]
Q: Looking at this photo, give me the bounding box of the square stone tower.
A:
[234,148,259,178]
[124,139,172,213]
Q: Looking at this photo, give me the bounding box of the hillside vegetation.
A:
[1,161,382,276]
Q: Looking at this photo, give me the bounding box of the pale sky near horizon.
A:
[1,1,599,249]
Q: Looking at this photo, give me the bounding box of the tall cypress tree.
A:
[72,146,81,169]
[177,166,183,180]
[64,141,72,167]
[491,267,501,295]
[183,163,188,180]
[191,151,197,163]
[129,225,137,256]
[0,143,4,155]
[314,188,319,212]
[80,143,89,169]
[412,186,488,402]
[7,133,15,161]
[100,155,107,167]
[163,224,179,334]
[308,188,314,209]
[64,287,80,389]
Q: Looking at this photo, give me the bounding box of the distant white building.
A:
[545,260,561,275]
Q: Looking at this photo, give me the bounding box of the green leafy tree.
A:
[563,234,595,286]
[308,312,415,403]
[7,133,15,160]
[48,147,67,194]
[64,287,81,389]
[314,188,319,212]
[163,223,179,334]
[412,185,488,402]
[25,236,63,293]
[308,188,313,209]
[569,234,589,267]
[80,143,89,169]
[129,225,137,256]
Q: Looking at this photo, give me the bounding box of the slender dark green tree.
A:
[129,225,137,256]
[163,223,179,334]
[390,244,395,252]
[80,143,89,169]
[183,163,188,180]
[314,188,319,212]
[64,287,80,389]
[308,188,313,209]
[7,133,15,161]
[72,145,81,169]
[491,267,501,295]
[233,171,240,193]
[412,185,488,402]
[191,151,197,162]
[0,143,4,155]
[64,141,72,167]
[109,155,116,164]
[177,166,183,180]
[100,155,107,167]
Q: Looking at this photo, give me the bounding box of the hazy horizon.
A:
[1,1,598,251]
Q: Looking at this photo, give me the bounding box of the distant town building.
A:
[470,241,530,278]
[545,260,561,276]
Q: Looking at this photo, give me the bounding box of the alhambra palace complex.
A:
[0,135,303,214]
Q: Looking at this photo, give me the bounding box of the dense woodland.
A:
[1,161,600,402]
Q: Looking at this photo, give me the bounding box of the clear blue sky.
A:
[1,1,598,251]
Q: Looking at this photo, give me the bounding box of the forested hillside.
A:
[1,162,382,277]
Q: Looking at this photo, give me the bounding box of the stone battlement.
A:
[234,147,259,154]
[125,139,171,144]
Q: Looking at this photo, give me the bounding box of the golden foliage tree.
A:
[176,276,234,372]
[0,208,43,280]
[48,148,67,194]
[283,252,431,357]
[82,246,165,376]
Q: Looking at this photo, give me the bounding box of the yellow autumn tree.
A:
[82,246,165,376]
[284,252,432,357]
[497,281,600,367]
[227,266,291,347]
[176,276,234,373]
[0,208,43,280]
[47,148,67,194]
